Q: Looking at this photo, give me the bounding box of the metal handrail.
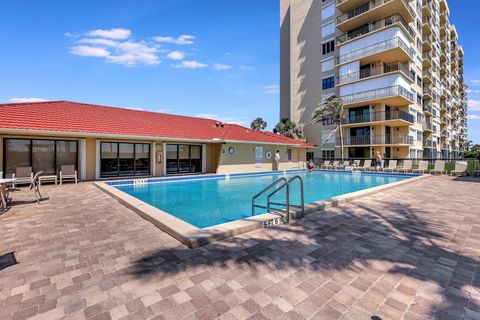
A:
[252,177,290,223]
[267,176,305,219]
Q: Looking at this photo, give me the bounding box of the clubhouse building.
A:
[0,101,313,181]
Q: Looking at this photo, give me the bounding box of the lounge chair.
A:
[351,160,360,168]
[364,160,376,171]
[474,165,480,177]
[397,160,413,173]
[12,167,33,187]
[413,160,429,174]
[321,160,332,169]
[358,160,370,171]
[325,161,339,170]
[430,160,445,175]
[451,162,467,176]
[60,165,78,184]
[384,160,398,173]
[333,161,343,170]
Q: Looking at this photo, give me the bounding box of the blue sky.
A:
[0,0,478,143]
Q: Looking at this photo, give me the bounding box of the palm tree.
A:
[310,96,345,159]
[273,118,304,139]
[250,117,267,131]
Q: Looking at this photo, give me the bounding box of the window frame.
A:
[2,138,78,177]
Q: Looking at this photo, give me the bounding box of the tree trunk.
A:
[339,123,344,160]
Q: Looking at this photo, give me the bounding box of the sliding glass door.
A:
[3,138,78,177]
[166,144,202,174]
[100,142,150,178]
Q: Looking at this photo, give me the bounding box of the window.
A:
[100,142,150,178]
[321,57,334,72]
[3,138,78,177]
[287,149,292,161]
[321,22,335,37]
[166,144,202,174]
[321,3,335,20]
[322,76,335,89]
[322,40,335,55]
[321,150,335,159]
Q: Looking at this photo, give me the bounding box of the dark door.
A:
[385,147,391,159]
[385,126,392,144]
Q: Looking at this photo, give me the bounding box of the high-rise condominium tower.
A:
[280,0,468,159]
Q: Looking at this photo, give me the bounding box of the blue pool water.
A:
[113,171,414,228]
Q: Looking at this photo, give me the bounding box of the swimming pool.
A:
[109,170,415,229]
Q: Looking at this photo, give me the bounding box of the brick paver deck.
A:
[0,176,479,320]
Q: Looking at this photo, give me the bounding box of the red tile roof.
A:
[0,101,314,147]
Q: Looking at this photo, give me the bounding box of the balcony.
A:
[341,85,414,107]
[342,110,414,126]
[423,123,436,132]
[338,36,413,65]
[423,17,432,34]
[423,87,433,101]
[423,140,437,149]
[341,134,414,146]
[336,0,414,32]
[423,69,432,84]
[422,52,432,68]
[337,13,414,46]
[337,62,413,85]
[423,104,433,115]
[422,0,433,17]
[423,34,433,51]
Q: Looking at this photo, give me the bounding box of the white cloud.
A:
[194,113,248,126]
[173,60,208,69]
[8,98,50,103]
[86,28,131,40]
[70,46,110,57]
[213,63,233,71]
[70,33,160,66]
[468,99,480,111]
[263,85,280,94]
[153,35,195,45]
[166,51,185,60]
[467,114,480,120]
[195,114,218,118]
[471,80,480,84]
[157,109,172,113]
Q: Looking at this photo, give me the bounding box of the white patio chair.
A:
[413,161,429,174]
[60,165,78,185]
[384,160,398,173]
[430,160,446,175]
[12,167,33,187]
[397,160,413,173]
[451,162,467,176]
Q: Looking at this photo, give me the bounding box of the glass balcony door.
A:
[32,140,55,175]
[100,142,150,178]
[3,138,78,178]
[165,144,202,175]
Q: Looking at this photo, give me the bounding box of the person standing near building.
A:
[274,150,281,171]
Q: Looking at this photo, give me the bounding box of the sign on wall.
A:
[255,146,263,168]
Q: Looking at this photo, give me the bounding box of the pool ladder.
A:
[251,175,305,223]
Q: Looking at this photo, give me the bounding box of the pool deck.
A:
[1,175,480,320]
